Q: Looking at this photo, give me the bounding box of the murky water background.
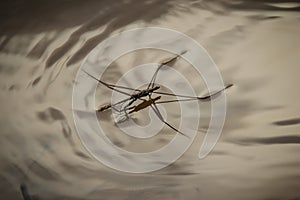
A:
[1,1,300,199]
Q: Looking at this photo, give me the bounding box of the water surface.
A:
[0,1,300,199]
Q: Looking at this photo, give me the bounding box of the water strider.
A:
[83,51,233,137]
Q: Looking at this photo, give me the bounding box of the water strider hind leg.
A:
[150,103,189,138]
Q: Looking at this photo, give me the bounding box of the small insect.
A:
[83,51,232,137]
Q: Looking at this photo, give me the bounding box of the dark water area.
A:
[0,1,300,200]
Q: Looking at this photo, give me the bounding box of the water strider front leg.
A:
[122,98,137,118]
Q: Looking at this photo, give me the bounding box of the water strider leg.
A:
[119,98,137,119]
[150,103,189,138]
[147,51,188,90]
[153,83,234,104]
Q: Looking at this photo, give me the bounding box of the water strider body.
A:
[127,86,160,106]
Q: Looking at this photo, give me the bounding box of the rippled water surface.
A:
[1,1,300,200]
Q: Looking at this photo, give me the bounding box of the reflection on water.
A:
[0,0,300,199]
[273,118,300,126]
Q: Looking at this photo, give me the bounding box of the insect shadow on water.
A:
[83,50,233,138]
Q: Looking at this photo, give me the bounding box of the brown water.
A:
[1,1,300,200]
